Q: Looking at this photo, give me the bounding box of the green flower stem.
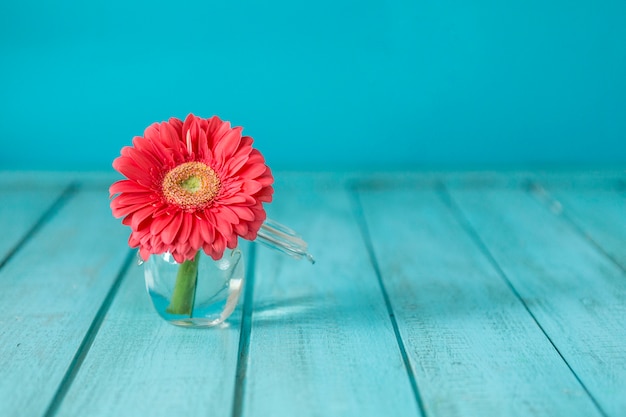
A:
[166,252,200,316]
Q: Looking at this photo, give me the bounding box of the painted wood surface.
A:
[534,181,626,270]
[0,170,624,417]
[0,182,68,261]
[357,185,603,417]
[446,184,626,417]
[55,258,244,417]
[242,176,420,417]
[0,185,131,417]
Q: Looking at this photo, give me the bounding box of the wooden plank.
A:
[447,184,626,417]
[531,182,626,270]
[0,186,131,417]
[0,171,120,188]
[241,175,420,417]
[358,185,604,417]
[528,169,625,189]
[0,180,69,260]
[55,253,244,417]
[0,171,76,188]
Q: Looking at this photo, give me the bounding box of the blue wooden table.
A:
[1,170,625,417]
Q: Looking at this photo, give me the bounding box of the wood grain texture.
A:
[1,170,624,417]
[533,182,626,270]
[358,185,603,417]
[0,187,131,417]
[242,175,421,417]
[447,185,626,417]
[0,183,68,259]
[55,256,244,417]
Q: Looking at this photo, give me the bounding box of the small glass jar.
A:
[142,219,313,328]
[144,248,245,328]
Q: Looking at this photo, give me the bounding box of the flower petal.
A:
[112,156,150,184]
[236,160,267,179]
[229,205,255,221]
[161,212,183,245]
[150,212,176,236]
[109,180,149,198]
[130,205,155,230]
[214,127,242,161]
[197,213,215,244]
[188,218,203,250]
[177,212,193,245]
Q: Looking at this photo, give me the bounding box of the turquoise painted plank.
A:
[529,170,625,188]
[0,171,75,188]
[447,185,626,417]
[358,186,603,417]
[55,254,244,417]
[242,175,420,417]
[0,171,119,188]
[0,182,69,258]
[0,186,131,417]
[532,183,626,269]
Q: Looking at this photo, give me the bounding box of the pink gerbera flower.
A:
[110,114,274,263]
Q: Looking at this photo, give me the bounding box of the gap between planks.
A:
[525,180,626,275]
[437,182,610,417]
[0,182,78,271]
[349,186,427,417]
[43,249,135,417]
[349,173,624,416]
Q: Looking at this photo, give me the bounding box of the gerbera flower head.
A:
[110,114,274,263]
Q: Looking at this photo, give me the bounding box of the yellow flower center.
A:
[162,162,220,209]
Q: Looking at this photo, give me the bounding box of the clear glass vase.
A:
[144,248,245,327]
[142,219,313,328]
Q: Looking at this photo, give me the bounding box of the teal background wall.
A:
[1,0,625,171]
